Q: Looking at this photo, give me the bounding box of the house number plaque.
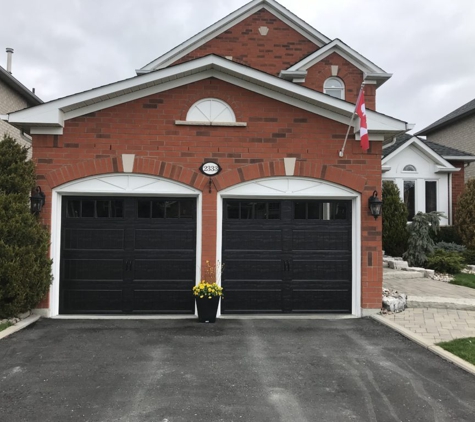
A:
[199,161,222,176]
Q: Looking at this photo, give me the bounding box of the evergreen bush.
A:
[382,181,409,257]
[0,135,52,318]
[455,178,475,249]
[463,249,475,265]
[434,241,466,253]
[403,211,444,267]
[431,225,462,244]
[426,250,465,275]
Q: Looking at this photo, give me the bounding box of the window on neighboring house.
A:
[425,181,437,213]
[323,77,345,99]
[404,180,415,221]
[186,98,236,123]
[403,164,417,172]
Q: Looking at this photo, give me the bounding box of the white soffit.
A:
[6,56,407,135]
[137,0,330,74]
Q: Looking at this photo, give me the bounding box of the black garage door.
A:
[222,199,352,313]
[60,196,196,314]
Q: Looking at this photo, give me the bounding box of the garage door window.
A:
[226,200,281,219]
[294,201,348,220]
[138,199,195,219]
[66,199,124,218]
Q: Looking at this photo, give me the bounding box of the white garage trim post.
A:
[49,174,202,317]
[216,177,362,317]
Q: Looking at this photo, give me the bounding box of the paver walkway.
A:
[381,269,475,345]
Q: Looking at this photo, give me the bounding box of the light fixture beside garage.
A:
[30,186,45,214]
[368,190,383,220]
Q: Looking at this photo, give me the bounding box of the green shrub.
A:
[463,249,475,265]
[432,226,462,244]
[403,211,444,267]
[434,241,466,253]
[455,178,475,249]
[0,135,52,319]
[426,250,465,274]
[382,181,409,257]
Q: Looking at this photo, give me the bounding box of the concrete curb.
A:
[371,314,475,377]
[0,314,41,340]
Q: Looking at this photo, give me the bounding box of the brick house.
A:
[416,98,475,181]
[0,49,43,159]
[3,0,410,317]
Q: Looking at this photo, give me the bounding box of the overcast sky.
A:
[2,0,475,133]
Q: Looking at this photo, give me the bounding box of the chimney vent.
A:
[6,47,14,73]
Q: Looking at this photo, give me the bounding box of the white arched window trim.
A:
[176,98,247,127]
[324,77,345,100]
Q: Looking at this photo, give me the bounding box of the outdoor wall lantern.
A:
[368,190,383,220]
[30,186,46,214]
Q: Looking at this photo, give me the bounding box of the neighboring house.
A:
[0,51,43,159]
[3,0,410,318]
[382,134,475,225]
[415,98,475,181]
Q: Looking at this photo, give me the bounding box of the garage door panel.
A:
[224,259,283,281]
[222,289,283,312]
[64,229,125,250]
[134,229,195,250]
[292,258,351,281]
[64,259,124,280]
[291,229,351,251]
[224,229,283,251]
[133,259,195,281]
[62,290,123,313]
[291,289,351,312]
[133,290,194,313]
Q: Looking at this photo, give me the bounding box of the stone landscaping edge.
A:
[0,314,41,340]
[372,314,475,377]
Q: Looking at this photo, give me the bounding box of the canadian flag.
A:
[356,90,369,151]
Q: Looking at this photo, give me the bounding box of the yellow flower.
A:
[200,295,204,298]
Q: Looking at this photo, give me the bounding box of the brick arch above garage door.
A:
[214,161,367,193]
[44,157,210,191]
[43,157,367,195]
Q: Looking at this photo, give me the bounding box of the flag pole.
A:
[338,82,366,157]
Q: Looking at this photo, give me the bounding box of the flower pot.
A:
[196,296,220,323]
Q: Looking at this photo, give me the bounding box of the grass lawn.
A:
[0,321,12,332]
[438,338,475,366]
[451,273,475,289]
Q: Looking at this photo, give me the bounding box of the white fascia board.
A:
[382,136,456,170]
[435,166,460,173]
[137,0,330,73]
[443,156,475,162]
[6,56,407,135]
[30,127,64,135]
[382,165,391,173]
[287,40,390,84]
[0,114,8,121]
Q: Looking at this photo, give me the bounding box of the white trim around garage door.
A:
[216,177,362,317]
[49,174,202,317]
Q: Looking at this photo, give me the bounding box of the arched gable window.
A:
[323,77,345,99]
[186,98,236,123]
[403,164,417,172]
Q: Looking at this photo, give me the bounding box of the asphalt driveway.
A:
[1,318,474,422]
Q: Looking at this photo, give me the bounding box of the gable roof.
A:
[383,133,475,162]
[415,98,475,135]
[0,66,43,107]
[285,39,392,87]
[2,55,408,139]
[137,0,331,74]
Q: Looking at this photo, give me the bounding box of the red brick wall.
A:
[33,78,382,310]
[173,9,319,77]
[303,52,376,110]
[450,161,465,223]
